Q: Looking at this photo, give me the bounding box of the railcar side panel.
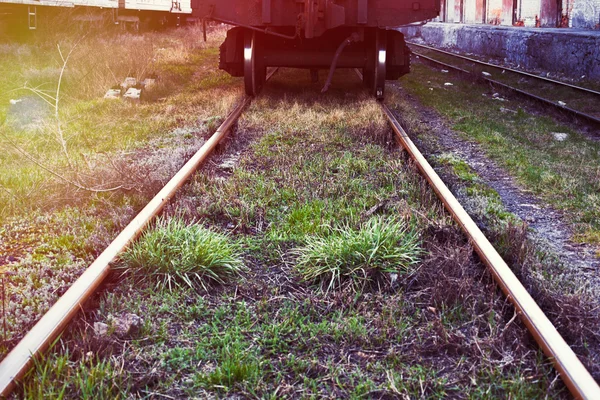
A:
[192,0,440,37]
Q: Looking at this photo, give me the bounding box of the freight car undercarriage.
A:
[193,0,439,99]
[219,27,410,99]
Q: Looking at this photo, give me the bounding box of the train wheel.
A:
[363,29,387,100]
[373,29,387,100]
[244,31,266,97]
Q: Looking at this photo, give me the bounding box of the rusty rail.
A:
[409,47,600,127]
[408,42,600,97]
[0,67,278,396]
[379,100,600,399]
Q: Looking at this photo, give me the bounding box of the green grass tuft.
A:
[293,216,422,291]
[122,218,245,290]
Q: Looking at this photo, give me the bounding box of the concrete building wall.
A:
[401,22,600,80]
[571,0,600,28]
[487,0,504,23]
[464,0,477,23]
[515,0,541,26]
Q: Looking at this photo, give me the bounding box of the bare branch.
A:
[20,85,56,109]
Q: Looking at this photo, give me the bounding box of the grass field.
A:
[0,22,243,357]
[18,69,566,398]
[0,22,238,222]
[2,25,598,398]
[400,62,600,246]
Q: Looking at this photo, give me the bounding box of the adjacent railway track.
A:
[1,69,599,398]
[407,42,600,128]
[380,102,600,400]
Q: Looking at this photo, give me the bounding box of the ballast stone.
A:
[94,322,109,336]
[552,132,569,141]
[142,78,156,89]
[112,313,143,337]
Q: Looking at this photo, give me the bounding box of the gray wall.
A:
[401,23,600,81]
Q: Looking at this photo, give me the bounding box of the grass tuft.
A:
[122,218,245,290]
[293,216,422,291]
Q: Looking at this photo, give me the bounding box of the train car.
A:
[0,0,191,33]
[191,0,440,98]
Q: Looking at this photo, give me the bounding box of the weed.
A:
[293,216,422,291]
[22,345,127,399]
[121,218,245,290]
[197,338,262,390]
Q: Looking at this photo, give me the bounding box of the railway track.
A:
[0,66,275,396]
[407,42,600,128]
[1,70,599,398]
[380,103,600,399]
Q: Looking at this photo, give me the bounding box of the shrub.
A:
[293,216,422,291]
[122,218,245,290]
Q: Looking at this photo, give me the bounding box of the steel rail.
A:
[407,41,600,97]
[0,68,278,396]
[379,101,600,399]
[412,51,600,127]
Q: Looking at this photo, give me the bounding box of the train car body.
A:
[0,0,116,9]
[0,0,191,33]
[122,0,190,14]
[192,0,440,98]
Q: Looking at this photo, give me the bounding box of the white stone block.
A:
[104,88,121,99]
[122,77,137,89]
[123,87,142,102]
[142,78,156,89]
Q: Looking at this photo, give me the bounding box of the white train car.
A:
[0,0,116,9]
[123,0,191,14]
[0,0,191,32]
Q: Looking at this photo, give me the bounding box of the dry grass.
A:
[385,79,600,381]
[0,23,236,220]
[0,23,242,358]
[19,68,568,398]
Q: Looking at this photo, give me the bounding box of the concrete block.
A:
[142,78,156,89]
[104,88,121,99]
[121,77,137,89]
[123,87,142,102]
